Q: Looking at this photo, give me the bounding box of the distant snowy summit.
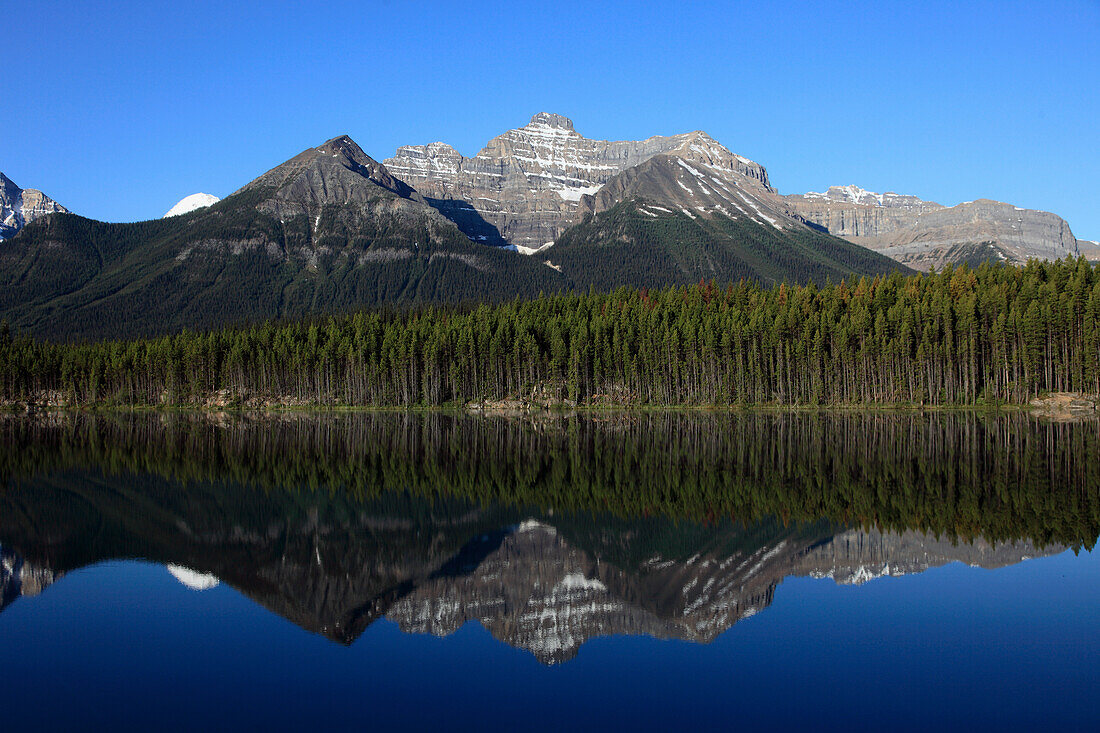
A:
[163,192,219,218]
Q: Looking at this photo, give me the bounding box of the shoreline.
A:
[2,392,1095,419]
[0,400,1045,415]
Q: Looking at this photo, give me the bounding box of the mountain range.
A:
[784,185,1086,270]
[0,113,1090,340]
[0,478,1059,665]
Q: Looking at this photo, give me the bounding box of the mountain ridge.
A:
[0,134,566,340]
[0,124,913,341]
[383,112,772,250]
[784,185,1081,269]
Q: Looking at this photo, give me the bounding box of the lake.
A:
[1,411,1097,730]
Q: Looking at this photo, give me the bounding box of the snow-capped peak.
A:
[163,193,219,218]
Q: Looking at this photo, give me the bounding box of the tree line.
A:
[1,257,1098,406]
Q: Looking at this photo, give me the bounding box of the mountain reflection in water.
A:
[0,411,1095,664]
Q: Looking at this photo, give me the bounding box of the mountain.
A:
[549,153,905,288]
[164,192,220,218]
[0,135,564,341]
[387,113,906,286]
[384,112,773,251]
[0,172,67,240]
[784,185,1081,270]
[0,119,933,341]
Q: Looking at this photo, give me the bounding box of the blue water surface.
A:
[2,549,1096,732]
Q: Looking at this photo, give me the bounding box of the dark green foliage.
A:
[1,411,1097,549]
[1,257,1096,406]
[551,201,906,289]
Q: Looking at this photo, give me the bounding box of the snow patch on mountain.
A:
[507,241,556,256]
[802,184,886,206]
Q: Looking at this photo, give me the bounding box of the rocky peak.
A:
[383,115,771,250]
[578,152,792,233]
[316,134,366,161]
[667,131,773,191]
[0,172,68,241]
[238,134,423,209]
[527,112,576,131]
[312,135,404,191]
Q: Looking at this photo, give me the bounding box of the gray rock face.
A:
[784,185,1080,270]
[0,172,67,241]
[384,113,772,250]
[791,528,1052,585]
[866,199,1080,270]
[785,185,944,238]
[1077,239,1100,261]
[239,134,430,218]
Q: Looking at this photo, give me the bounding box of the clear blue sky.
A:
[4,0,1098,239]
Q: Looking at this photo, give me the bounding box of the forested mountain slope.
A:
[0,136,565,341]
[549,151,905,289]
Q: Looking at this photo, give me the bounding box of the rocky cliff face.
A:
[784,186,1080,270]
[863,199,1080,270]
[784,185,944,238]
[791,528,1050,584]
[383,112,773,250]
[1077,240,1100,261]
[0,172,67,240]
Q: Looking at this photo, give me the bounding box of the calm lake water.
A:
[1,411,1097,731]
